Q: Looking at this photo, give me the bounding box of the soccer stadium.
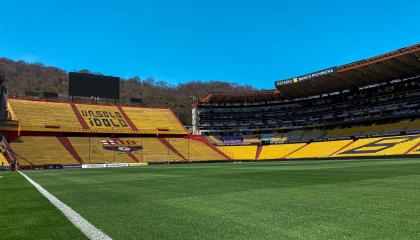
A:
[0,42,419,239]
[1,1,420,238]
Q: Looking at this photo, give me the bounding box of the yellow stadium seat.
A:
[68,137,136,164]
[258,143,306,160]
[123,107,186,133]
[9,99,81,132]
[123,138,183,162]
[217,145,257,160]
[408,144,420,155]
[169,138,227,161]
[7,99,188,135]
[9,136,79,166]
[75,104,132,133]
[287,140,353,159]
[333,135,420,157]
[0,154,10,167]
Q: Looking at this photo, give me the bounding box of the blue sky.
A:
[1,0,419,89]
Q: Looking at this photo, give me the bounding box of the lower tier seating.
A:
[168,138,227,161]
[408,144,420,155]
[217,145,257,160]
[122,137,183,162]
[8,134,420,167]
[287,140,353,159]
[9,136,79,166]
[332,135,420,157]
[218,134,420,160]
[0,154,10,167]
[68,137,136,164]
[9,136,228,166]
[258,143,306,160]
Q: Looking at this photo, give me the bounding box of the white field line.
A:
[18,171,112,240]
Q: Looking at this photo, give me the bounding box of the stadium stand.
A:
[169,138,228,161]
[325,120,420,139]
[8,135,231,167]
[216,135,420,160]
[287,140,353,159]
[74,104,133,133]
[257,143,307,160]
[9,136,79,166]
[217,145,257,160]
[193,45,420,142]
[195,77,420,140]
[333,135,420,157]
[408,144,420,155]
[68,137,136,164]
[9,99,81,132]
[126,137,183,162]
[122,107,186,133]
[205,135,223,145]
[1,44,419,169]
[11,134,418,166]
[8,99,187,135]
[0,154,10,167]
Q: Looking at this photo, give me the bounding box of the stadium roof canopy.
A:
[199,90,282,105]
[276,43,420,98]
[199,43,420,105]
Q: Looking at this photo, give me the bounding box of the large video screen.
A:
[69,72,120,99]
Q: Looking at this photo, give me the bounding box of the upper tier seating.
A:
[197,78,420,136]
[122,107,186,133]
[8,99,187,134]
[9,99,80,132]
[75,104,132,133]
[326,120,420,139]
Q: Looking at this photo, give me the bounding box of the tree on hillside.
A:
[0,58,255,124]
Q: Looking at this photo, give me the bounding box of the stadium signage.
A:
[100,139,143,153]
[129,163,148,167]
[79,109,129,128]
[275,67,337,87]
[82,163,130,169]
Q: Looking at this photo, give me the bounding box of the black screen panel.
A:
[69,72,120,99]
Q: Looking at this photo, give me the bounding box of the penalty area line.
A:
[18,171,112,240]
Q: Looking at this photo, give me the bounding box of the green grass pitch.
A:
[2,158,420,239]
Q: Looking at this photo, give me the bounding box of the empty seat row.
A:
[8,99,187,134]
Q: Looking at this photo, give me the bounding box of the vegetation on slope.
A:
[0,58,254,124]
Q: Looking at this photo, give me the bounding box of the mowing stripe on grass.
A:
[18,171,112,240]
